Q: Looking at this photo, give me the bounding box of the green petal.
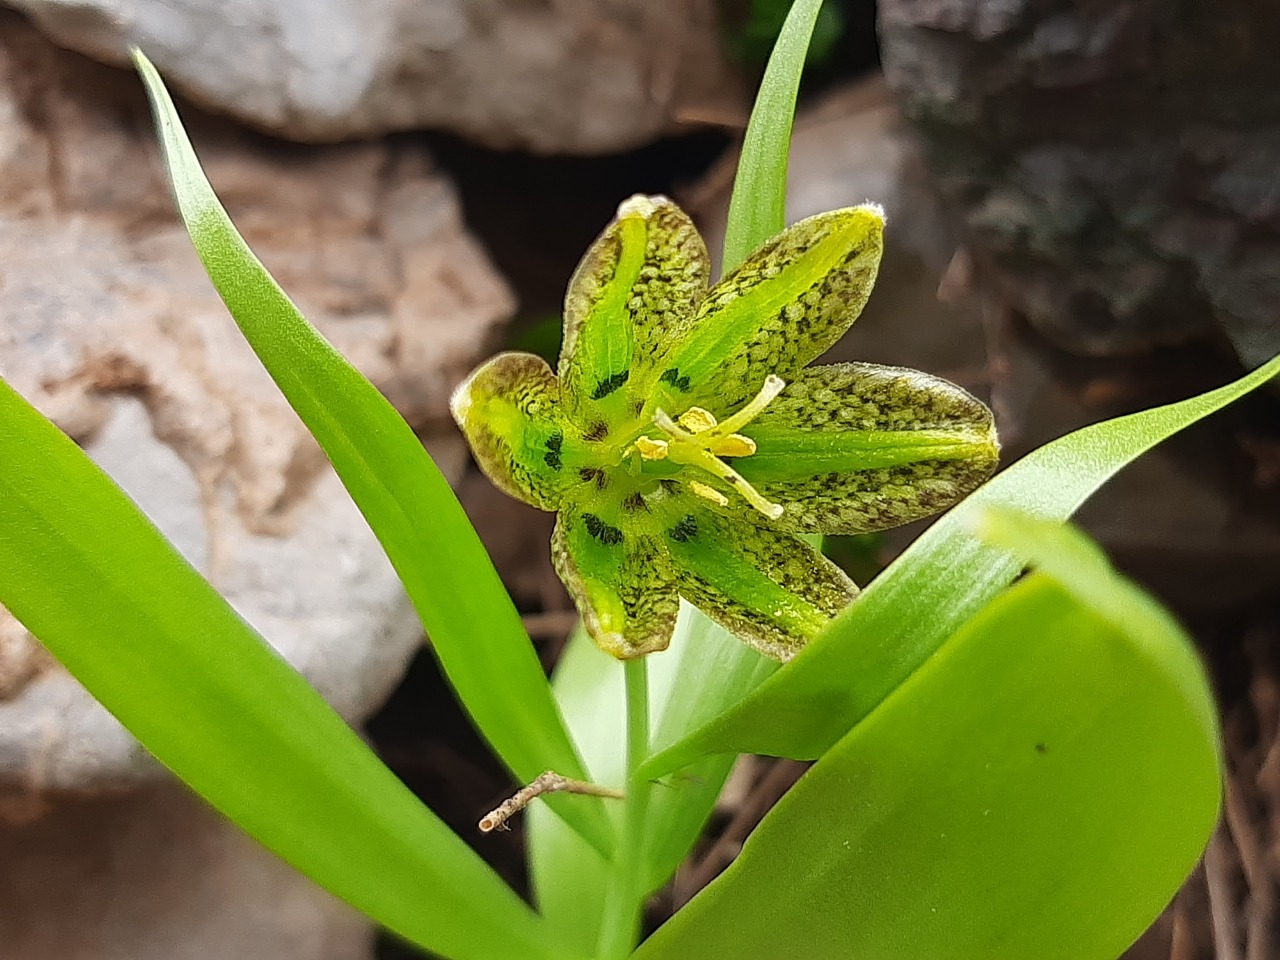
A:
[730,363,1000,534]
[552,501,681,660]
[654,495,859,661]
[654,205,884,414]
[560,195,710,421]
[451,352,587,511]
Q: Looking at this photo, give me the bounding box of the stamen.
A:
[677,407,718,433]
[709,434,756,458]
[714,375,786,436]
[649,376,788,521]
[634,436,669,460]
[684,448,784,520]
[653,408,687,439]
[689,481,729,507]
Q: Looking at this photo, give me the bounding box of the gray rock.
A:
[880,0,1280,365]
[3,0,744,154]
[0,16,511,805]
[0,782,373,960]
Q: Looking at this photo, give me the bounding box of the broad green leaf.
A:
[636,524,1221,960]
[0,378,564,960]
[132,50,608,854]
[642,350,1280,776]
[722,0,827,272]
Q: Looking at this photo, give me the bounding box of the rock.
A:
[879,0,1280,365]
[0,782,373,960]
[0,15,511,805]
[3,0,744,154]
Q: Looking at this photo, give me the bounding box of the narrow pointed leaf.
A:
[637,523,1220,960]
[0,378,562,960]
[722,0,828,271]
[642,351,1280,776]
[133,50,608,853]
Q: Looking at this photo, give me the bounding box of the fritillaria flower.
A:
[452,196,998,661]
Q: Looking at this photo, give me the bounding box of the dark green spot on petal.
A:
[660,368,692,392]
[543,431,564,470]
[590,369,630,400]
[669,514,698,542]
[583,513,624,545]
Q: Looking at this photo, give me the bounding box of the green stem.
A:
[597,657,652,958]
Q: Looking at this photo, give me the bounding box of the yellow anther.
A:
[689,481,729,507]
[634,436,669,461]
[677,407,718,433]
[709,434,756,458]
[648,375,788,522]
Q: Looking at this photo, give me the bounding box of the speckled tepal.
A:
[452,195,999,661]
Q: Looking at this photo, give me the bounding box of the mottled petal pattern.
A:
[656,495,859,661]
[654,205,884,415]
[453,196,1000,662]
[725,363,1000,534]
[450,352,585,511]
[560,195,710,420]
[553,502,681,659]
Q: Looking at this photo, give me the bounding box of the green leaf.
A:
[0,378,564,960]
[722,0,826,272]
[131,50,609,854]
[642,350,1280,776]
[636,522,1221,960]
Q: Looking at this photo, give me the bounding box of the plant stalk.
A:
[596,657,652,958]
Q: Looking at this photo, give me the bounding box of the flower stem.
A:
[596,656,652,958]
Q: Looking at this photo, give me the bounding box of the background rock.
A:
[0,782,374,960]
[879,0,1280,366]
[2,0,744,154]
[0,14,511,807]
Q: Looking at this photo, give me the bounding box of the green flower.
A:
[452,196,998,661]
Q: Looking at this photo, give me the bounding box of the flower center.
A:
[633,375,786,520]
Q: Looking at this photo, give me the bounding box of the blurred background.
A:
[0,1,1277,958]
